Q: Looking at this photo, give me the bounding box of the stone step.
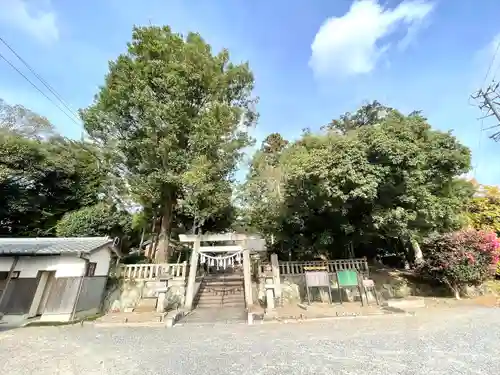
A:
[199,287,244,294]
[203,275,243,279]
[203,276,243,282]
[133,298,157,312]
[198,289,244,295]
[202,283,244,289]
[196,301,245,308]
[221,297,245,304]
[199,285,244,292]
[97,312,164,324]
[199,291,243,296]
[196,293,245,301]
[197,294,244,303]
[203,277,243,282]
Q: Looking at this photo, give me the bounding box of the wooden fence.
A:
[120,262,188,280]
[0,278,39,314]
[262,258,369,277]
[44,278,80,314]
[75,276,108,313]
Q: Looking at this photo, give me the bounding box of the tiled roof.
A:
[0,237,112,256]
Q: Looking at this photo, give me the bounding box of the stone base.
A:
[165,309,186,328]
[383,297,425,310]
[247,312,254,325]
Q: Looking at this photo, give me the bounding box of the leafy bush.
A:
[56,203,133,238]
[418,229,500,298]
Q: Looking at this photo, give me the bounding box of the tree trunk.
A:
[452,284,461,300]
[146,215,157,260]
[410,238,424,265]
[151,228,160,261]
[156,199,174,263]
[139,227,145,251]
[444,280,461,299]
[192,216,198,235]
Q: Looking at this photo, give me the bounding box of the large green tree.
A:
[240,133,289,247]
[81,26,257,261]
[0,108,107,236]
[243,104,473,262]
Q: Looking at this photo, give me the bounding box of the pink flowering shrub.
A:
[418,229,500,298]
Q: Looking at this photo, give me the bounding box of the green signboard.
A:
[336,270,358,287]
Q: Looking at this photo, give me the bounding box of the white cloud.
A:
[309,0,434,78]
[0,0,59,43]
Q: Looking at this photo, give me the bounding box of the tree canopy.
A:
[242,104,473,261]
[0,120,107,236]
[55,203,133,239]
[466,182,500,234]
[81,26,257,260]
[0,98,55,140]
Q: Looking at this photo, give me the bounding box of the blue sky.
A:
[1,0,500,184]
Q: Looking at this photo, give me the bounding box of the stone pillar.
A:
[157,292,166,313]
[266,278,276,313]
[270,253,281,306]
[243,248,253,308]
[184,237,200,310]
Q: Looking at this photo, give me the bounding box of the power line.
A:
[472,117,484,180]
[0,49,80,126]
[471,82,500,141]
[0,37,80,123]
[470,36,500,176]
[482,37,500,89]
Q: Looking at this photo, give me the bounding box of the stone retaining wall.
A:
[103,278,187,313]
[272,269,496,305]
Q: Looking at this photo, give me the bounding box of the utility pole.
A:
[471,82,500,141]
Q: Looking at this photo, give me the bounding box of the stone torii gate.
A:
[179,233,266,310]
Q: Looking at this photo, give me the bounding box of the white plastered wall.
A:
[0,255,85,278]
[1,246,113,323]
[88,246,112,276]
[0,246,112,279]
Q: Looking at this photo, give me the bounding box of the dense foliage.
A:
[0,106,107,236]
[81,26,256,261]
[55,203,132,238]
[242,103,474,261]
[466,183,500,234]
[418,229,500,297]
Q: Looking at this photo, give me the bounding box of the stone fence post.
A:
[270,253,282,306]
[243,248,253,307]
[184,237,200,310]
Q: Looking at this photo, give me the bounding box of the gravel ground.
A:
[1,306,500,374]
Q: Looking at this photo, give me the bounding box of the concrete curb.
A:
[92,321,167,328]
[253,311,415,326]
[172,310,415,328]
[382,298,426,310]
[22,320,80,328]
[91,309,188,328]
[87,306,417,328]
